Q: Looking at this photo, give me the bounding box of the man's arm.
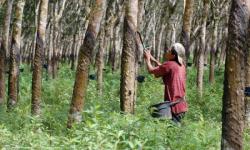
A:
[145,59,156,73]
[144,50,160,74]
[150,56,162,66]
[144,50,165,78]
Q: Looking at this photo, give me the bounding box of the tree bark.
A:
[0,40,3,105]
[31,0,48,115]
[51,0,67,79]
[112,3,125,72]
[112,24,119,72]
[67,0,106,128]
[0,0,14,105]
[171,24,176,46]
[180,0,194,63]
[120,0,138,114]
[8,0,25,109]
[70,34,77,70]
[196,0,209,97]
[96,28,105,96]
[209,18,218,84]
[156,24,165,61]
[137,0,145,64]
[245,3,250,128]
[221,0,249,149]
[218,30,228,69]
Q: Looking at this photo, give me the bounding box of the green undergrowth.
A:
[0,64,249,150]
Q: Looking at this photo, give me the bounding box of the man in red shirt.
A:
[144,43,188,123]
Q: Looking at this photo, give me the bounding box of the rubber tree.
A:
[112,1,125,72]
[196,0,209,97]
[8,0,25,109]
[96,28,105,96]
[31,0,49,115]
[52,0,66,78]
[120,0,138,113]
[96,0,115,95]
[180,0,194,63]
[209,4,219,84]
[221,0,250,149]
[210,0,228,84]
[0,0,14,105]
[67,0,106,128]
[245,4,250,128]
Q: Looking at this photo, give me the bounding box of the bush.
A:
[0,64,249,149]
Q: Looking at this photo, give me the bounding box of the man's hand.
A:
[144,50,161,66]
[144,50,151,61]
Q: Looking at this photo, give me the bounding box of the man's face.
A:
[164,49,175,61]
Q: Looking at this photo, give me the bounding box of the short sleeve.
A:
[150,64,169,77]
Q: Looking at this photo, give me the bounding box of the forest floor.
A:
[0,64,249,149]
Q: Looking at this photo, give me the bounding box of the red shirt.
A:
[150,61,188,114]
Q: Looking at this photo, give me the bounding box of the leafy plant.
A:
[0,64,249,149]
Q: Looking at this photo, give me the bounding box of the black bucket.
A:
[149,101,172,119]
[245,87,250,97]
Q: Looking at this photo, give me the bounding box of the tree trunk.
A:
[193,40,199,67]
[47,23,53,76]
[137,0,144,32]
[67,0,106,128]
[52,21,59,79]
[204,42,210,66]
[156,25,165,61]
[0,40,4,105]
[0,0,14,105]
[31,0,48,116]
[112,24,119,72]
[196,0,209,97]
[120,0,138,114]
[209,19,218,84]
[8,0,25,109]
[152,11,156,58]
[96,28,105,96]
[218,40,227,69]
[180,0,194,63]
[137,0,145,64]
[51,0,66,79]
[221,0,250,149]
[171,24,176,46]
[30,0,40,72]
[112,4,125,72]
[245,6,250,128]
[215,27,223,65]
[70,34,77,70]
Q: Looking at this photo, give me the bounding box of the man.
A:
[144,43,188,122]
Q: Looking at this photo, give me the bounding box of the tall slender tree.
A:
[209,7,219,84]
[96,27,105,96]
[180,0,194,62]
[112,1,125,72]
[0,0,14,105]
[120,0,138,113]
[96,0,115,95]
[31,0,49,115]
[67,0,106,128]
[245,3,250,128]
[221,0,250,149]
[196,0,209,97]
[51,0,66,79]
[8,0,25,109]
